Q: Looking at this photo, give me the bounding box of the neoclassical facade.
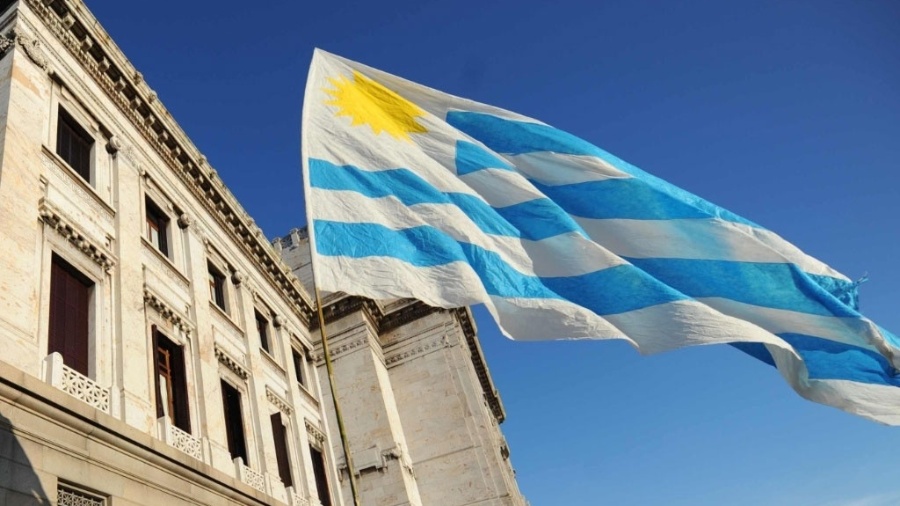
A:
[0,0,525,505]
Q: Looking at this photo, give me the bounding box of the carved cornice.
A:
[454,307,506,423]
[384,334,448,367]
[309,296,382,331]
[143,286,192,333]
[38,199,115,272]
[304,419,326,446]
[265,387,292,416]
[214,344,248,380]
[24,0,314,326]
[313,336,369,364]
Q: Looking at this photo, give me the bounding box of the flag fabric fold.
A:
[302,49,900,424]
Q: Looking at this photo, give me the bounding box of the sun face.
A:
[324,71,428,141]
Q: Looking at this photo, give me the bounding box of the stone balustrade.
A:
[43,353,111,413]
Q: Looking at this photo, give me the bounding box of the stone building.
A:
[0,0,525,505]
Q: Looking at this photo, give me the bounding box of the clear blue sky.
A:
[86,1,900,504]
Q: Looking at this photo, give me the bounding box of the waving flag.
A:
[302,49,900,424]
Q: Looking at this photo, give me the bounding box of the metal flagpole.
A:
[314,286,362,506]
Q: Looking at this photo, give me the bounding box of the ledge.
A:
[41,143,116,218]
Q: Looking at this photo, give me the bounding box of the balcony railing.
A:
[157,417,203,460]
[235,458,266,493]
[43,353,111,413]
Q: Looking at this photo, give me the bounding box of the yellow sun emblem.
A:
[324,71,428,141]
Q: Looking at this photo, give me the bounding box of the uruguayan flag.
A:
[302,49,900,424]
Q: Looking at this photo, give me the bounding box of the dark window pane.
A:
[270,413,292,487]
[56,108,93,182]
[221,380,247,463]
[48,255,92,376]
[292,349,305,387]
[310,445,332,506]
[208,264,226,310]
[256,311,270,353]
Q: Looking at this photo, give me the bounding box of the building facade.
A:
[276,230,525,506]
[0,0,525,504]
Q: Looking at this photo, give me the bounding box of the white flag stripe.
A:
[309,188,626,277]
[699,297,882,351]
[458,169,551,208]
[502,151,631,185]
[577,217,848,279]
[767,345,900,425]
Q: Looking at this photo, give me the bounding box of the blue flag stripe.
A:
[309,158,585,241]
[314,219,687,315]
[314,218,859,320]
[734,335,900,387]
[626,258,859,318]
[455,140,515,175]
[447,111,758,227]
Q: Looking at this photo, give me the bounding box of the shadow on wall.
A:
[0,411,50,504]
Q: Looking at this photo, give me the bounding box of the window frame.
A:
[208,262,228,312]
[152,327,191,433]
[309,443,333,506]
[270,412,293,488]
[221,378,249,464]
[291,347,306,389]
[48,253,95,377]
[145,197,170,257]
[255,310,271,355]
[55,106,94,183]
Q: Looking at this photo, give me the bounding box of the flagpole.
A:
[314,286,362,506]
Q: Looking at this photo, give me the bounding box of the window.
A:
[292,348,305,388]
[221,380,248,463]
[270,413,293,487]
[256,311,270,354]
[56,108,93,182]
[208,263,226,311]
[57,482,106,506]
[48,254,93,376]
[153,330,190,433]
[145,198,169,256]
[309,445,332,506]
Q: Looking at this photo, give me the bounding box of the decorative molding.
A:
[384,334,449,367]
[313,336,368,364]
[304,419,326,446]
[214,344,248,379]
[24,0,315,326]
[265,386,292,415]
[0,27,48,70]
[273,314,285,329]
[143,286,192,333]
[177,212,192,229]
[106,135,122,154]
[39,199,115,272]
